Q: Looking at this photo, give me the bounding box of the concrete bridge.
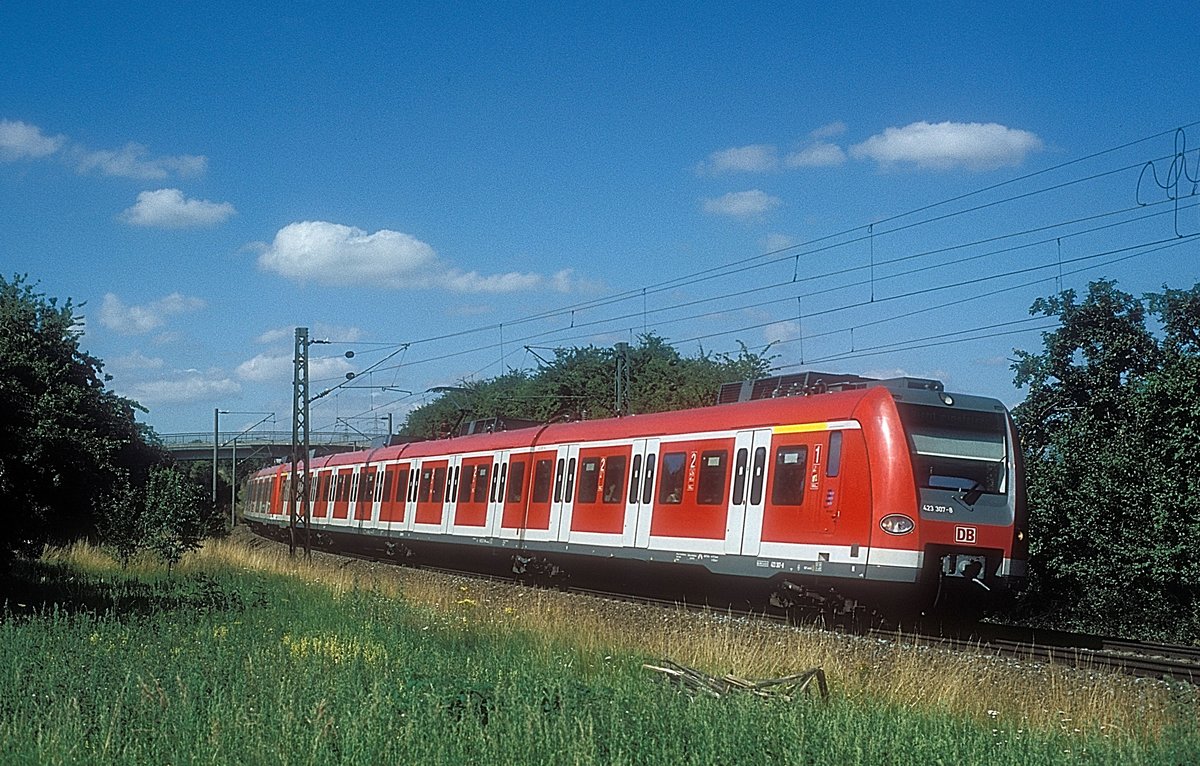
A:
[159,431,374,462]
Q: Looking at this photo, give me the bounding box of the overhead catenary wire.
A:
[315,189,1194,391]
[313,124,1199,426]
[307,124,1200,359]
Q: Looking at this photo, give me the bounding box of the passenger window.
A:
[553,458,565,503]
[565,458,577,502]
[450,466,460,502]
[418,470,432,503]
[697,450,728,506]
[533,459,553,503]
[827,432,843,477]
[771,446,808,506]
[474,465,490,504]
[750,447,767,505]
[628,454,643,504]
[498,463,508,501]
[431,467,446,503]
[506,461,526,503]
[602,455,627,504]
[395,468,408,502]
[381,471,392,503]
[732,449,748,505]
[453,468,468,504]
[642,453,656,504]
[490,463,500,503]
[659,452,685,504]
[577,458,600,503]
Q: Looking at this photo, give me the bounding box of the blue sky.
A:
[2,2,1198,438]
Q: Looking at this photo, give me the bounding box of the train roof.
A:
[254,381,1008,477]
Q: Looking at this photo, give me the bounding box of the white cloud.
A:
[0,119,65,160]
[849,121,1043,171]
[698,144,779,174]
[99,292,206,335]
[235,352,355,384]
[255,328,293,345]
[234,354,292,383]
[122,374,241,405]
[0,119,206,180]
[255,323,363,345]
[255,220,555,294]
[764,320,803,345]
[701,190,782,219]
[107,350,164,371]
[120,188,236,228]
[75,142,206,180]
[761,233,797,252]
[810,121,847,140]
[785,142,846,168]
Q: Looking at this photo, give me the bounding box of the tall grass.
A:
[0,536,1191,765]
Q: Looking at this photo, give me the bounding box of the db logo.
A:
[954,526,977,544]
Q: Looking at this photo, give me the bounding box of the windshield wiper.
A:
[956,481,984,508]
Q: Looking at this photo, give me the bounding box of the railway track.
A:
[874,628,1200,685]
[567,584,1200,684]
[246,529,1200,685]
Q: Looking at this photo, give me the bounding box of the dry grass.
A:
[49,533,1196,742]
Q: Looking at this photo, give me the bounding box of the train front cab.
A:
[884,387,1028,614]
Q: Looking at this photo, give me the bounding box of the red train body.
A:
[244,378,1027,621]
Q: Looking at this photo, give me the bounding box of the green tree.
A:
[400,333,775,440]
[0,274,162,567]
[1012,279,1200,640]
[97,473,146,568]
[143,465,207,573]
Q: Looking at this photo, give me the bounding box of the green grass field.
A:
[0,542,1196,765]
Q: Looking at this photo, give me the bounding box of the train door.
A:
[444,455,462,535]
[486,450,511,538]
[737,429,772,556]
[402,460,420,532]
[354,465,377,529]
[631,438,659,548]
[553,444,580,542]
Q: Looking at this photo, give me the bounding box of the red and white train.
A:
[244,375,1027,621]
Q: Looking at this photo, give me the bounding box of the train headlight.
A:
[880,514,915,535]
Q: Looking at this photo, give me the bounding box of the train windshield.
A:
[898,404,1007,495]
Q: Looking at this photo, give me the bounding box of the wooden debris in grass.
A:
[644,659,829,702]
